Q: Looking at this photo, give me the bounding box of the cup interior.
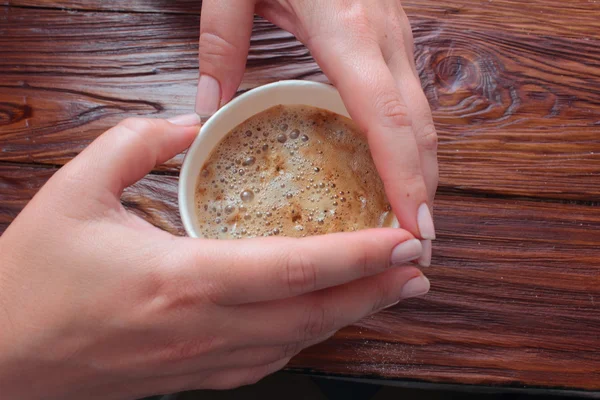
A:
[178,80,395,238]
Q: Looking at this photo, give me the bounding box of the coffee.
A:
[194,105,393,239]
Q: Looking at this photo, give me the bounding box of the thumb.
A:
[67,117,200,196]
[196,0,255,116]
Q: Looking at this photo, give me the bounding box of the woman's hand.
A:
[196,0,438,266]
[0,116,429,399]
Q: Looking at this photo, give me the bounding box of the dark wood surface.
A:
[1,0,599,393]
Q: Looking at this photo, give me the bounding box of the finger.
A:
[382,31,439,205]
[181,229,422,305]
[67,117,200,196]
[419,239,433,268]
[233,267,429,346]
[380,13,439,269]
[307,35,435,240]
[196,0,255,115]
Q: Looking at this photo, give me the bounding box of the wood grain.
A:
[2,0,600,393]
[6,0,600,37]
[1,163,598,390]
[1,5,599,200]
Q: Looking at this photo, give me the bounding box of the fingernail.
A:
[390,239,423,265]
[195,74,221,116]
[417,203,436,240]
[418,240,432,267]
[400,275,430,299]
[167,113,202,126]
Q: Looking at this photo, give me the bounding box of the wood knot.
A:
[434,55,479,91]
[0,102,32,126]
[420,47,523,125]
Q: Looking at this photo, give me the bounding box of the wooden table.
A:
[1,0,599,394]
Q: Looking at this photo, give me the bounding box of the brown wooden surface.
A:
[1,0,600,393]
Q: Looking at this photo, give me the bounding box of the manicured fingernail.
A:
[167,113,202,126]
[418,240,432,267]
[391,239,423,265]
[400,275,430,299]
[417,203,436,240]
[195,74,221,116]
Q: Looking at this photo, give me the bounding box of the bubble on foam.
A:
[241,190,254,202]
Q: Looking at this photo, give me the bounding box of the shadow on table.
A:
[142,372,598,400]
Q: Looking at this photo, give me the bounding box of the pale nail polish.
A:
[400,275,430,299]
[167,113,202,126]
[418,240,432,267]
[390,239,423,265]
[417,203,436,240]
[195,74,221,116]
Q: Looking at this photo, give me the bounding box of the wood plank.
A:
[6,0,600,38]
[1,6,599,200]
[3,0,201,14]
[5,0,600,44]
[1,163,599,390]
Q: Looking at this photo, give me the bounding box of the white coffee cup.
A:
[178,80,397,238]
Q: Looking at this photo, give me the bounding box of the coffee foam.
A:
[194,105,392,239]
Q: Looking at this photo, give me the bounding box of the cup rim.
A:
[177,79,397,238]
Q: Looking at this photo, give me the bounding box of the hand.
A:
[0,116,430,399]
[196,0,439,266]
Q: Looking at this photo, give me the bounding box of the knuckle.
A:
[418,123,439,152]
[118,117,157,134]
[302,299,335,341]
[281,342,302,360]
[376,93,412,128]
[283,249,318,296]
[143,252,221,312]
[355,244,378,277]
[159,336,221,363]
[381,169,423,191]
[199,31,239,64]
[341,4,372,33]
